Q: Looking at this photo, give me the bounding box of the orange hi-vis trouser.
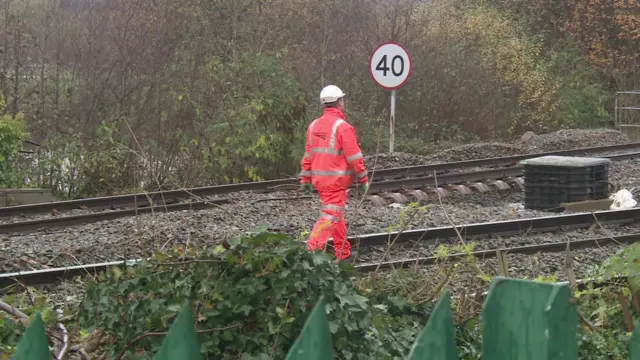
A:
[307,188,351,260]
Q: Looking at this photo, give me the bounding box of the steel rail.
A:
[0,148,640,224]
[2,177,640,237]
[1,232,635,289]
[0,165,535,234]
[2,143,640,217]
[368,150,640,195]
[0,199,229,235]
[0,259,142,289]
[368,166,524,193]
[0,167,525,234]
[346,207,640,247]
[354,233,640,272]
[376,142,640,178]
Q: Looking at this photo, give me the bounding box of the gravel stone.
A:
[424,143,525,163]
[2,126,638,328]
[1,127,638,277]
[18,228,628,309]
[521,128,630,153]
[398,243,625,296]
[364,152,437,170]
[373,223,639,263]
[518,131,538,144]
[364,128,630,167]
[0,176,633,273]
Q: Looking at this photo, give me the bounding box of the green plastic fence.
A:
[11,305,202,360]
[9,277,640,359]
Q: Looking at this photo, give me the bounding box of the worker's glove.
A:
[300,183,313,193]
[361,182,369,193]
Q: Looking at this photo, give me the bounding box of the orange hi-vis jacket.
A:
[300,107,369,191]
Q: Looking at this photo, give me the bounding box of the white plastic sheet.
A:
[609,189,637,210]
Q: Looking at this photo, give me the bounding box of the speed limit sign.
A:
[369,42,412,152]
[369,42,412,90]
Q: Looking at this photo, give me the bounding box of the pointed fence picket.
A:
[8,277,640,359]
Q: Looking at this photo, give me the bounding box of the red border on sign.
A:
[368,42,412,90]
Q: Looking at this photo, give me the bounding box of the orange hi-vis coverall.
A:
[300,107,369,260]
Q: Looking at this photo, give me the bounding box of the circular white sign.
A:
[369,42,412,90]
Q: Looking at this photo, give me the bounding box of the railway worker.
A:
[299,85,370,262]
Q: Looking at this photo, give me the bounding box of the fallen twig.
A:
[433,171,465,244]
[0,300,28,319]
[56,320,69,360]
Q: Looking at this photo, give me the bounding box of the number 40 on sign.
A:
[369,42,412,153]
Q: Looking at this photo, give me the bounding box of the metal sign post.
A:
[390,89,396,153]
[369,42,412,153]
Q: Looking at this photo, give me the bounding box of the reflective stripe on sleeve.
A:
[311,169,355,177]
[328,119,345,149]
[320,213,341,222]
[322,204,345,212]
[356,170,368,179]
[346,151,362,162]
[311,147,343,155]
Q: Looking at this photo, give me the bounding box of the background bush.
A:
[0,0,635,196]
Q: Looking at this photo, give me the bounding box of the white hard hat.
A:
[320,85,345,104]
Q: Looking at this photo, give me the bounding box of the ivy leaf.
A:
[228,236,242,247]
[328,321,340,334]
[372,304,388,311]
[246,224,269,235]
[336,294,369,309]
[167,304,183,314]
[212,245,226,255]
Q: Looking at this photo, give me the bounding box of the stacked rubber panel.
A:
[521,156,610,212]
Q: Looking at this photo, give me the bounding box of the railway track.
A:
[356,233,638,271]
[0,233,631,290]
[1,150,639,234]
[0,199,229,234]
[0,166,522,234]
[2,207,640,289]
[2,142,640,219]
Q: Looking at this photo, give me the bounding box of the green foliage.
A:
[22,121,129,198]
[1,0,622,196]
[539,38,610,130]
[360,271,435,358]
[0,107,28,188]
[386,202,432,233]
[474,0,570,51]
[590,242,640,291]
[17,53,310,196]
[0,290,57,358]
[76,230,381,359]
[393,0,613,140]
[198,53,307,184]
[578,329,632,359]
[0,312,25,357]
[3,234,640,359]
[10,313,51,360]
[567,243,640,359]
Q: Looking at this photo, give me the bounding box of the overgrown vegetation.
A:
[0,0,634,196]
[0,96,28,188]
[1,227,639,359]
